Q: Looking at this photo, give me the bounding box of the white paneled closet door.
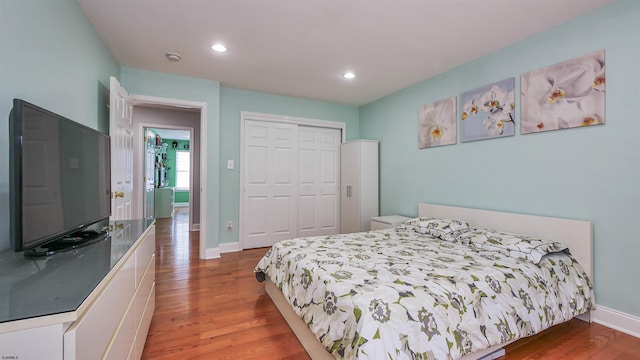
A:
[297,126,341,237]
[243,120,299,249]
[242,119,342,249]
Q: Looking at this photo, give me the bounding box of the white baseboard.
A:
[593,305,640,339]
[203,242,241,259]
[204,247,220,259]
[220,242,241,254]
[174,202,189,208]
[191,223,200,231]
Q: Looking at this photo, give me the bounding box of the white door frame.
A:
[239,111,346,250]
[131,94,208,260]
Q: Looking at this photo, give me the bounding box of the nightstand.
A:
[370,215,411,230]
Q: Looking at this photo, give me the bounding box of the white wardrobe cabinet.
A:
[340,140,379,233]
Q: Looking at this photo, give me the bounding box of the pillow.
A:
[403,217,471,241]
[464,229,568,264]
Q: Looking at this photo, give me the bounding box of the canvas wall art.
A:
[521,50,605,134]
[418,96,457,149]
[459,78,515,142]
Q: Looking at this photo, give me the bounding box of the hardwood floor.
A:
[142,209,640,359]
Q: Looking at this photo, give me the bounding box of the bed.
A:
[254,203,595,360]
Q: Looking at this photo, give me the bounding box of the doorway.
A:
[134,107,200,231]
[130,98,207,259]
[145,127,193,226]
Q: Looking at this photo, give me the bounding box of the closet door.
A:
[297,126,341,237]
[243,120,298,249]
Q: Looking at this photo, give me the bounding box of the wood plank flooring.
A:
[142,209,640,359]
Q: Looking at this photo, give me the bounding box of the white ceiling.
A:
[77,0,616,106]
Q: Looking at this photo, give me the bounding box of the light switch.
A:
[227,160,234,170]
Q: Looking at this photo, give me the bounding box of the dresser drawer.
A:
[64,252,136,360]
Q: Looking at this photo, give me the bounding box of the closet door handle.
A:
[346,185,352,198]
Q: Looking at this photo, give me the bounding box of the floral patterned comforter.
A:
[254,226,595,360]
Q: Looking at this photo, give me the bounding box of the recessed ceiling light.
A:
[211,44,227,53]
[343,72,356,79]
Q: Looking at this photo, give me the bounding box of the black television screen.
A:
[9,99,111,253]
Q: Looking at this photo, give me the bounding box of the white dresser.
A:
[0,220,156,360]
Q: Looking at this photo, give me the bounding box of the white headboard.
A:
[418,203,593,285]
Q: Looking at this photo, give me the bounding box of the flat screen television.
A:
[9,99,111,255]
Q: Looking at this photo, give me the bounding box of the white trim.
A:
[204,247,220,259]
[239,111,347,251]
[130,94,208,260]
[203,242,240,258]
[201,248,220,260]
[241,111,347,143]
[173,202,189,208]
[219,242,241,254]
[131,95,205,109]
[198,105,208,260]
[593,305,640,339]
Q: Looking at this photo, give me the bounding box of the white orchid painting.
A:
[459,78,515,142]
[521,50,605,134]
[418,96,457,149]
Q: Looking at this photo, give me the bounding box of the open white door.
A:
[109,76,133,220]
[143,129,155,219]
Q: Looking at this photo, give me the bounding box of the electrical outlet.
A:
[227,221,233,230]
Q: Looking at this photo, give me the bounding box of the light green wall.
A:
[219,87,360,244]
[121,68,220,249]
[360,0,640,317]
[0,0,119,251]
[175,191,190,204]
